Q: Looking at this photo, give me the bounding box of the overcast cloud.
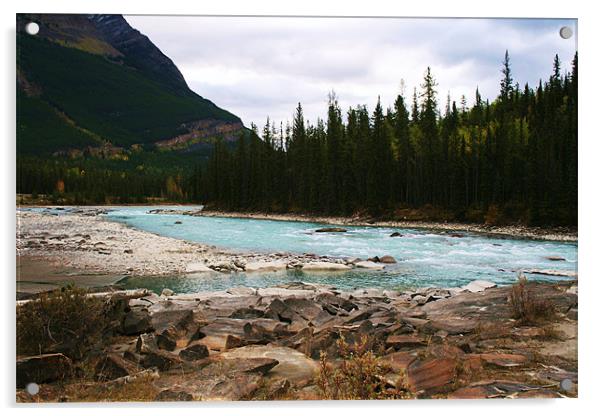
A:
[125,16,577,128]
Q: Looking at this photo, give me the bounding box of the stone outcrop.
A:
[16,279,577,402]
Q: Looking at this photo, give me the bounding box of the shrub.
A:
[509,274,555,324]
[16,285,112,359]
[315,335,411,400]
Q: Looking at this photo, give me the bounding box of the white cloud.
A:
[125,16,577,128]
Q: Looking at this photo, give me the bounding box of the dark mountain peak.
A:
[87,14,189,94]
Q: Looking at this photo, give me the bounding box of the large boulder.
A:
[379,255,397,264]
[121,307,152,335]
[17,353,73,388]
[315,227,347,233]
[179,342,209,361]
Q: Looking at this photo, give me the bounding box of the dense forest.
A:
[188,52,578,226]
[17,51,577,226]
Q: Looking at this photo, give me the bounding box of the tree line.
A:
[188,51,577,226]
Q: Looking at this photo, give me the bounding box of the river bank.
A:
[200,209,577,242]
[16,209,392,286]
[16,207,577,295]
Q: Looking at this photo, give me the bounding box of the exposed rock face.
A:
[87,14,189,93]
[16,279,578,401]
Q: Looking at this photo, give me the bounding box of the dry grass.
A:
[509,274,556,325]
[65,373,160,402]
[315,335,412,400]
[17,285,112,359]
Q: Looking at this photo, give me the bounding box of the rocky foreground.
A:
[16,279,578,402]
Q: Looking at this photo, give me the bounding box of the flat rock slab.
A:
[478,353,528,368]
[380,351,417,373]
[301,262,351,271]
[219,345,319,387]
[355,261,385,270]
[385,335,427,350]
[244,261,288,272]
[407,357,457,395]
[462,280,497,293]
[185,262,213,273]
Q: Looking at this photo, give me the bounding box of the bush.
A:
[315,335,411,400]
[509,274,555,324]
[17,285,112,359]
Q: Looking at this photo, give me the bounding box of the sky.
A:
[125,16,577,129]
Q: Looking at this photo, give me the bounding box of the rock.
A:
[136,333,159,354]
[462,280,497,293]
[226,286,257,296]
[523,269,577,278]
[546,256,566,261]
[478,353,528,368]
[200,357,279,378]
[219,345,318,387]
[282,298,333,325]
[156,326,178,351]
[155,389,193,401]
[449,233,464,238]
[161,288,174,297]
[16,353,73,388]
[449,380,548,399]
[380,351,416,373]
[179,342,210,361]
[315,293,358,312]
[407,357,457,395]
[315,227,347,233]
[355,261,385,270]
[383,290,401,298]
[123,249,133,254]
[390,232,403,237]
[265,298,306,325]
[379,255,397,264]
[204,373,264,400]
[198,334,243,352]
[140,350,182,371]
[94,354,139,381]
[244,261,288,272]
[257,287,314,297]
[422,318,478,335]
[185,262,213,273]
[149,302,194,333]
[301,262,351,271]
[229,307,264,319]
[121,307,152,335]
[411,295,433,305]
[567,285,578,295]
[385,335,427,350]
[174,221,182,225]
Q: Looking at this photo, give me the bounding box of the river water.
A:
[103,206,577,293]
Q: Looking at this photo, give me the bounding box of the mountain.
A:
[17,13,245,158]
